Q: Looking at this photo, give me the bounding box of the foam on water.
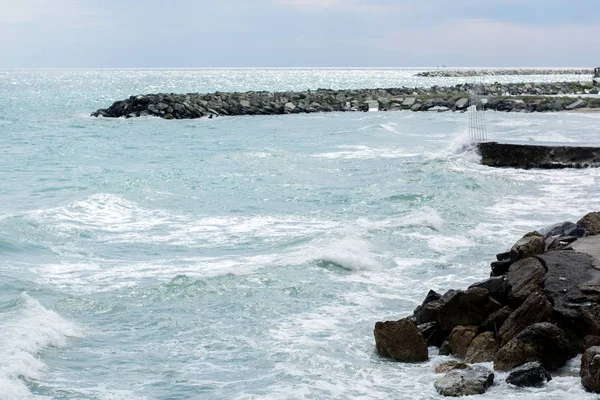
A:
[0,293,82,400]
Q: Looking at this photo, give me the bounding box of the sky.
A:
[1,0,599,68]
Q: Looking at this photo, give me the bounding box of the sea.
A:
[1,68,600,399]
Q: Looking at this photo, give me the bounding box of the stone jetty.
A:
[415,68,593,77]
[373,212,600,396]
[91,81,600,120]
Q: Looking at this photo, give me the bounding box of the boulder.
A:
[418,322,445,347]
[465,332,498,363]
[455,98,469,110]
[494,322,570,371]
[581,346,600,393]
[437,288,503,332]
[566,99,586,110]
[498,291,553,345]
[435,360,470,374]
[434,366,494,397]
[373,318,429,362]
[583,335,600,352]
[505,258,546,305]
[449,325,478,358]
[539,221,586,238]
[413,289,445,325]
[506,361,552,387]
[578,212,600,235]
[512,232,545,259]
[402,97,416,108]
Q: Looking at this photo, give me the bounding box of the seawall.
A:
[92,81,600,120]
[477,142,600,169]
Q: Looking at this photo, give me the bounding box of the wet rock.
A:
[505,257,546,306]
[494,322,570,371]
[437,288,503,332]
[539,221,586,239]
[439,341,451,356]
[465,332,498,363]
[578,212,600,235]
[583,335,600,352]
[434,366,494,397]
[413,289,445,325]
[581,346,600,393]
[435,360,470,374]
[506,361,552,387]
[490,259,513,277]
[499,291,552,345]
[373,318,428,362]
[449,325,478,358]
[512,232,545,259]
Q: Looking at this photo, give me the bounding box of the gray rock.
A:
[469,276,506,303]
[373,318,428,362]
[402,97,416,108]
[506,361,551,387]
[581,346,600,392]
[455,98,469,109]
[239,99,251,108]
[434,366,494,397]
[539,221,586,238]
[439,341,451,356]
[437,288,503,332]
[428,106,450,112]
[435,360,470,374]
[566,99,586,110]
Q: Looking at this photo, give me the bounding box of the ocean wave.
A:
[0,293,82,400]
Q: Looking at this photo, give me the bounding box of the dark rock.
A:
[578,212,600,235]
[498,292,553,345]
[491,259,513,277]
[480,306,512,334]
[465,332,498,363]
[437,288,503,332]
[469,276,506,303]
[582,335,600,352]
[506,361,552,387]
[373,318,429,362]
[494,322,570,371]
[539,221,586,239]
[439,341,451,356]
[496,249,520,263]
[505,257,546,306]
[581,346,600,393]
[413,289,448,325]
[434,366,494,397]
[449,325,478,358]
[418,322,445,347]
[435,360,470,374]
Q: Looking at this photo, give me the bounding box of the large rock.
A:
[512,232,545,259]
[413,290,445,325]
[468,276,506,303]
[505,257,546,305]
[539,221,586,238]
[373,318,429,362]
[434,366,494,397]
[498,291,553,345]
[449,325,478,359]
[540,250,600,353]
[418,322,445,347]
[479,306,512,333]
[581,346,600,393]
[465,332,498,363]
[506,361,552,387]
[494,322,570,371]
[578,212,600,235]
[437,288,503,332]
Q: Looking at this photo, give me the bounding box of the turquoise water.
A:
[2,69,600,399]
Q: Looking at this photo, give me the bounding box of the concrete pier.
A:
[477,142,600,169]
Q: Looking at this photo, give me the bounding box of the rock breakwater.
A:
[374,212,600,395]
[416,68,593,77]
[91,82,600,120]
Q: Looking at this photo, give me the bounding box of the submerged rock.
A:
[434,366,494,397]
[373,318,428,362]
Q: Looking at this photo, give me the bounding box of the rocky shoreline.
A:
[91,81,600,120]
[374,212,600,396]
[415,69,593,77]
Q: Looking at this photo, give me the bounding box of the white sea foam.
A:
[0,293,82,400]
[316,236,381,271]
[313,145,419,160]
